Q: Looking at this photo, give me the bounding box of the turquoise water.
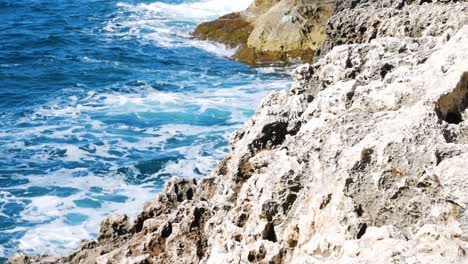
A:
[0,0,291,260]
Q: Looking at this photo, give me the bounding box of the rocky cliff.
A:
[193,0,336,65]
[9,1,468,263]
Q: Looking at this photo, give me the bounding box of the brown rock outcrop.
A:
[192,12,253,48]
[193,0,336,65]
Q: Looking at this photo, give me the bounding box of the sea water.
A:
[0,0,291,260]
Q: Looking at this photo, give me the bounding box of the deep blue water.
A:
[0,0,291,260]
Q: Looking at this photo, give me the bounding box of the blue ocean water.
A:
[0,0,291,260]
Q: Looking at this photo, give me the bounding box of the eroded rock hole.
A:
[282,193,298,213]
[190,207,205,230]
[445,112,462,124]
[262,222,277,242]
[380,63,395,79]
[186,188,194,200]
[249,120,300,151]
[248,251,255,262]
[356,222,367,239]
[160,222,172,238]
[435,72,468,124]
[235,213,248,227]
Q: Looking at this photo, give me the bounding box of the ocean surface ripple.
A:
[0,0,291,260]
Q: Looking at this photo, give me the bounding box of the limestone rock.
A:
[239,0,335,64]
[193,0,337,65]
[319,0,468,56]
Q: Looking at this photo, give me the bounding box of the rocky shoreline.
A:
[193,0,335,65]
[9,0,468,263]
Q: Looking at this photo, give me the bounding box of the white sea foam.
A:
[117,0,252,21]
[6,79,286,254]
[106,0,251,56]
[11,171,157,256]
[18,222,90,254]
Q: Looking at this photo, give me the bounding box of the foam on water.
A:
[16,175,156,255]
[106,0,251,56]
[118,0,252,19]
[0,0,292,260]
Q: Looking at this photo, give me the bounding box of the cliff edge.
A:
[9,0,468,263]
[193,0,336,65]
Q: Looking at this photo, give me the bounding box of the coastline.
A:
[0,0,292,260]
[192,0,336,65]
[8,1,468,263]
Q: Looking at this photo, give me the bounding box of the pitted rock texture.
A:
[318,0,468,56]
[8,1,468,263]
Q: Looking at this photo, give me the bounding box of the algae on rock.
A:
[192,12,253,48]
